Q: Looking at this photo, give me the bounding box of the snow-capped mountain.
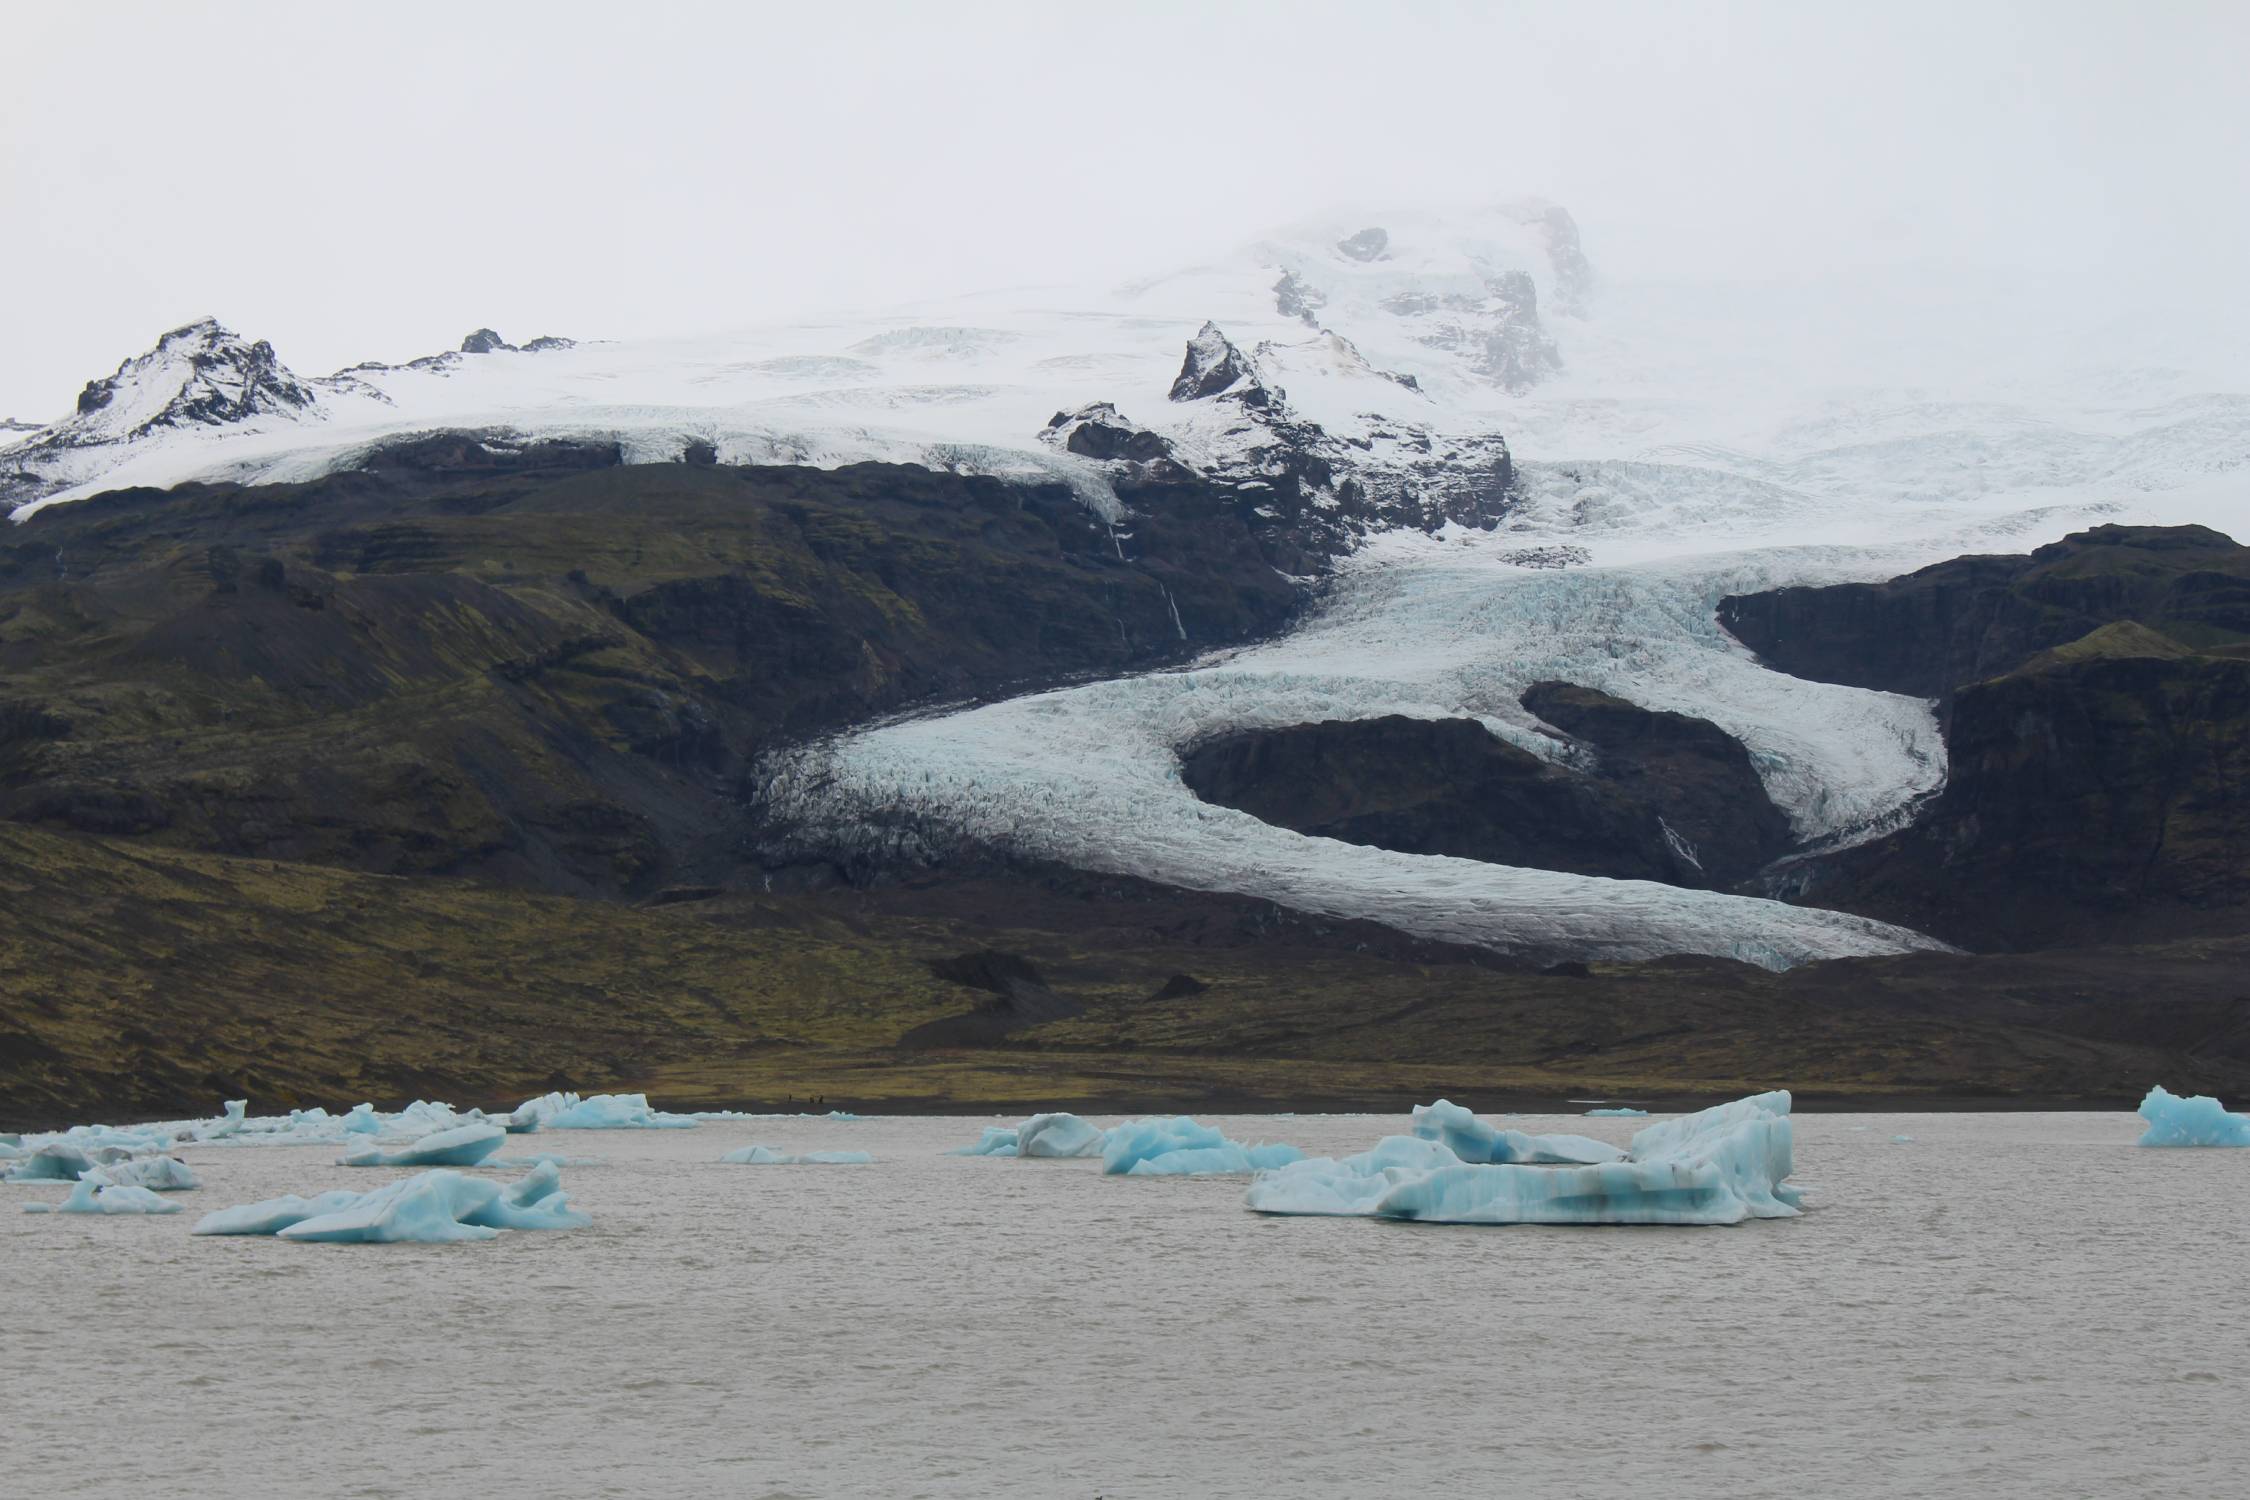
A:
[5,200,2243,970]
[0,199,1586,527]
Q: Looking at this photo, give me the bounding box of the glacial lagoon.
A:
[4,1109,2244,1498]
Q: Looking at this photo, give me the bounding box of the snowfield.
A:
[6,202,2243,966]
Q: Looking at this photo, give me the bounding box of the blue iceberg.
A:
[1100,1116,1303,1177]
[94,1156,200,1191]
[23,1172,185,1216]
[719,1146,874,1165]
[1250,1091,1804,1226]
[462,1160,591,1230]
[193,1191,366,1237]
[1410,1100,1626,1165]
[340,1121,506,1168]
[5,1143,104,1182]
[1584,1107,1649,1117]
[949,1126,1023,1157]
[507,1091,698,1130]
[947,1112,1106,1159]
[2136,1085,2250,1147]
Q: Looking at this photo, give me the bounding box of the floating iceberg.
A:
[341,1104,382,1135]
[1584,1107,1649,1118]
[196,1163,590,1243]
[94,1156,200,1191]
[193,1191,366,1237]
[719,1146,874,1165]
[339,1122,506,1168]
[946,1112,1107,1159]
[24,1172,184,1216]
[949,1126,1024,1157]
[1250,1091,1804,1226]
[507,1092,698,1131]
[1244,1136,1467,1216]
[5,1142,105,1182]
[2135,1085,2250,1147]
[1101,1116,1303,1177]
[1410,1099,1626,1165]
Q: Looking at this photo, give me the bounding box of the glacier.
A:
[2135,1086,2250,1148]
[340,1122,507,1168]
[720,1146,875,1165]
[7,206,2246,967]
[1247,1091,1803,1226]
[1101,1117,1304,1177]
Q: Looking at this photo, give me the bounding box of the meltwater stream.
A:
[3,1111,2243,1499]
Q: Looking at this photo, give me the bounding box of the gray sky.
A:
[4,0,2244,418]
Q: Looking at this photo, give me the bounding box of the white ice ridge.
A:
[946,1112,1108,1159]
[719,1146,875,1165]
[2135,1085,2250,1148]
[192,1162,590,1243]
[1245,1091,1803,1225]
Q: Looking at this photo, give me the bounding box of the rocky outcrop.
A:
[1718,524,2250,705]
[1039,402,1184,470]
[1169,321,1278,406]
[1176,702,1790,889]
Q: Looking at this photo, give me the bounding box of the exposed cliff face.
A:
[1725,524,2250,948]
[1717,524,2250,704]
[1784,632,2250,948]
[0,453,1298,898]
[1175,691,1791,890]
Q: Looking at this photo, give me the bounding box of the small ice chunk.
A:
[1584,1107,1650,1117]
[338,1122,505,1168]
[341,1104,382,1135]
[460,1160,591,1229]
[2135,1085,2250,1147]
[511,1092,697,1130]
[5,1143,101,1182]
[32,1172,184,1216]
[948,1126,1021,1157]
[96,1156,201,1191]
[720,1145,873,1165]
[193,1191,365,1237]
[1101,1117,1303,1176]
[1410,1100,1626,1165]
[1016,1113,1106,1158]
[199,1099,249,1141]
[1890,1135,1916,1144]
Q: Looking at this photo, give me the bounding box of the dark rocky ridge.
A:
[1724,524,2250,949]
[0,446,1303,898]
[1177,687,1791,889]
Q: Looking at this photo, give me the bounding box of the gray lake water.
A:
[3,1111,2243,1498]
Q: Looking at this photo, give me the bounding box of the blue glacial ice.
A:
[192,1191,367,1237]
[1101,1117,1304,1177]
[720,1146,875,1165]
[1584,1107,1649,1117]
[949,1126,1024,1157]
[947,1112,1107,1159]
[508,1092,699,1130]
[339,1122,506,1168]
[2136,1085,2250,1147]
[194,1163,590,1243]
[341,1103,382,1135]
[5,1143,104,1182]
[23,1172,184,1216]
[1249,1091,1804,1226]
[91,1156,200,1191]
[1410,1099,1626,1165]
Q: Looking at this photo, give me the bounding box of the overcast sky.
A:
[4,0,2244,417]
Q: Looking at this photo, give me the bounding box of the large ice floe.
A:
[1101,1117,1305,1177]
[947,1112,1109,1159]
[1246,1092,1803,1225]
[340,1122,507,1168]
[193,1162,590,1243]
[2135,1086,2250,1148]
[720,1146,874,1165]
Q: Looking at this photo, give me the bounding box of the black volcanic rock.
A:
[1176,712,1781,887]
[1168,321,1278,407]
[1336,227,1390,262]
[1040,403,1181,467]
[460,328,516,354]
[1718,524,2250,706]
[1519,682,1794,883]
[1272,270,1325,326]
